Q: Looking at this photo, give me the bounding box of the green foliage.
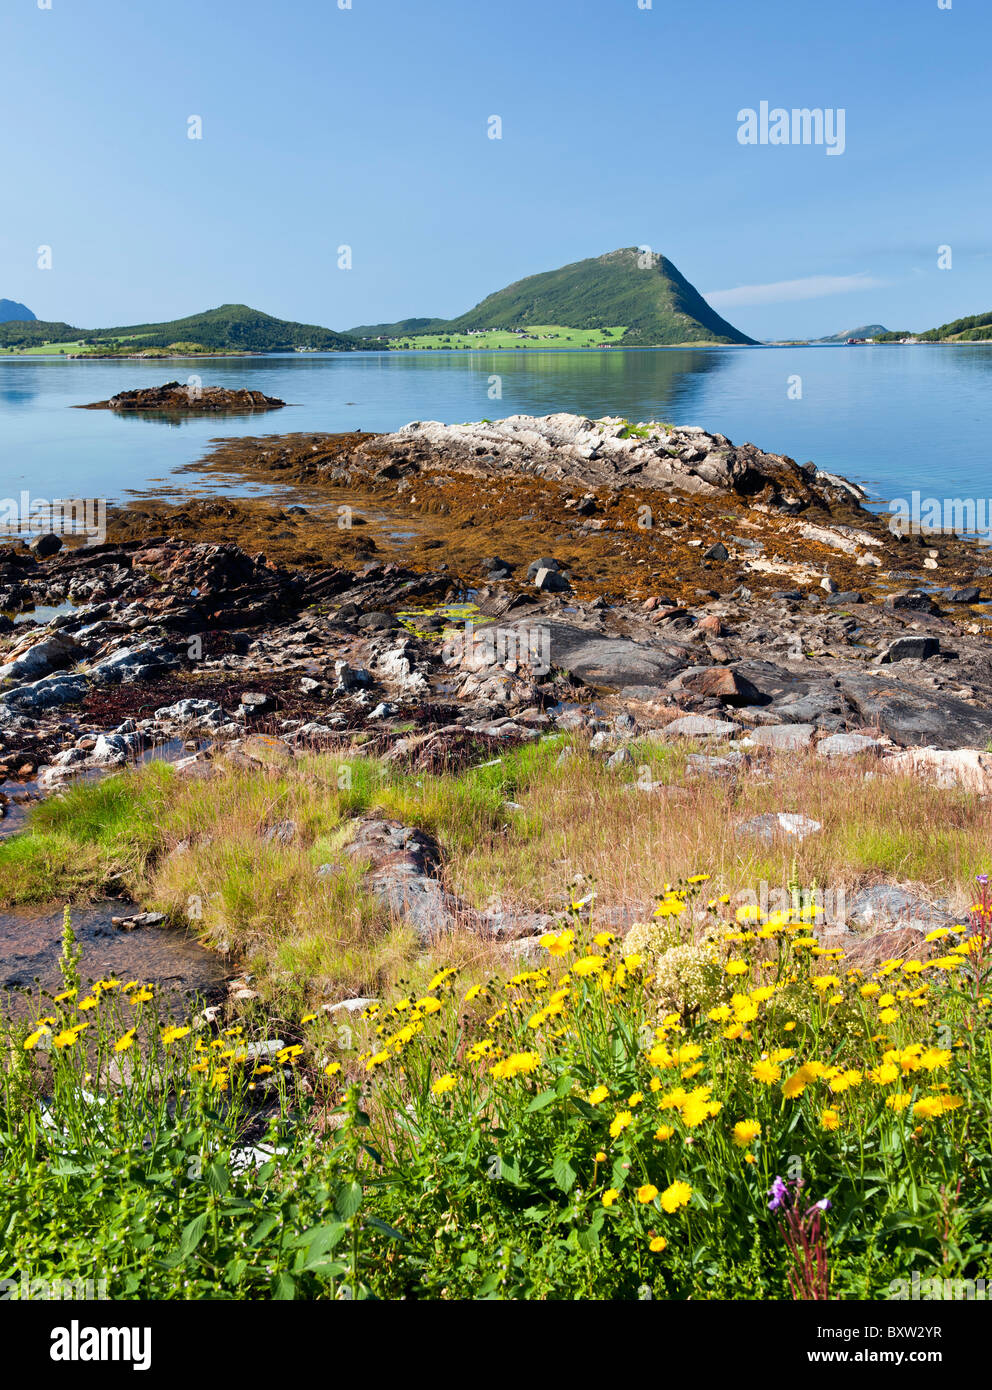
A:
[6,901,990,1299]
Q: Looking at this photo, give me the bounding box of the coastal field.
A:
[385,324,628,350]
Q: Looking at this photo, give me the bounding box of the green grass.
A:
[2,741,989,1010]
[387,324,627,350]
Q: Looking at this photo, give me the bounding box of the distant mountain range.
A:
[813,323,888,343]
[0,299,35,323]
[349,248,756,347]
[19,259,992,355]
[0,304,358,354]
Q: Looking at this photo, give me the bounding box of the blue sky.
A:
[1,0,987,340]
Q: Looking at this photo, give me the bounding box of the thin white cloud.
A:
[704,273,887,309]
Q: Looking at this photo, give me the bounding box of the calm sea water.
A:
[1,345,990,507]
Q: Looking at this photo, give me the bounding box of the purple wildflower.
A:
[767,1175,790,1211]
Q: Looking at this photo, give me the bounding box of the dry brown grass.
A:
[2,738,989,1012]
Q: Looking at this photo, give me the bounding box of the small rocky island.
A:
[80,381,286,413]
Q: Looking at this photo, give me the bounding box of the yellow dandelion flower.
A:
[660,1180,692,1213]
[732,1120,761,1147]
[609,1110,634,1138]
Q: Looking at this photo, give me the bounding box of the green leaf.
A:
[552,1154,577,1194]
[177,1212,209,1259]
[250,1214,281,1247]
[366,1216,406,1242]
[271,1272,296,1300]
[205,1161,229,1196]
[527,1088,558,1113]
[335,1180,363,1219]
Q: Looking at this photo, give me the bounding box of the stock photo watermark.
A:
[0,494,106,543]
[737,102,845,155]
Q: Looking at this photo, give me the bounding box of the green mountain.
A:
[813,323,888,343]
[874,309,992,344]
[348,248,756,346]
[0,299,35,323]
[348,316,448,338]
[0,304,359,353]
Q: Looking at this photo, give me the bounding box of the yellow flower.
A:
[917,1047,951,1072]
[782,1067,814,1099]
[660,1180,693,1213]
[871,1062,900,1085]
[725,959,749,976]
[912,1096,945,1119]
[811,975,840,994]
[649,1235,668,1252]
[275,1044,303,1063]
[602,1188,620,1207]
[878,1008,899,1024]
[128,987,154,1005]
[628,1090,644,1107]
[732,1120,761,1147]
[609,1110,633,1138]
[417,997,443,1014]
[731,996,758,1023]
[428,968,456,990]
[324,1061,342,1076]
[595,1150,607,1162]
[432,1073,457,1095]
[707,1004,732,1023]
[681,1097,715,1127]
[161,1025,190,1046]
[752,1059,782,1085]
[821,1108,841,1131]
[23,1026,51,1050]
[886,1094,912,1112]
[489,1051,541,1080]
[114,1029,137,1053]
[735,904,763,923]
[594,931,615,948]
[77,996,99,1012]
[829,1069,862,1094]
[464,984,483,1002]
[637,1183,659,1204]
[53,988,77,1003]
[654,1125,675,1141]
[860,982,881,997]
[588,1084,610,1105]
[572,955,605,977]
[540,928,575,956]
